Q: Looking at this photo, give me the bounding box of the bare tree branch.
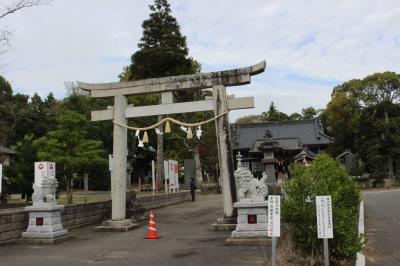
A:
[0,101,30,129]
[0,0,41,19]
[0,1,44,52]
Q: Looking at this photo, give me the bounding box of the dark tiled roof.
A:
[231,119,334,150]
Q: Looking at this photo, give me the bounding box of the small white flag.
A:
[196,126,202,139]
[180,126,188,133]
[155,128,163,135]
[135,130,140,137]
[138,139,144,147]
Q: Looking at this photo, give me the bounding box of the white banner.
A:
[168,160,178,189]
[268,195,281,237]
[34,162,56,187]
[316,196,333,239]
[0,164,2,193]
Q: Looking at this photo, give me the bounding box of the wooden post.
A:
[272,237,277,266]
[84,173,88,204]
[324,238,329,266]
[151,160,155,195]
[112,95,128,221]
[213,85,237,218]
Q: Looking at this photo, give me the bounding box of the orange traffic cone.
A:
[145,210,159,239]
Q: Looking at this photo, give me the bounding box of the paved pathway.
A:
[0,194,269,266]
[363,189,400,266]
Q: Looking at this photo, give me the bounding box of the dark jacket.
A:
[190,180,196,191]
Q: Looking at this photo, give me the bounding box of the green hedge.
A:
[282,153,364,263]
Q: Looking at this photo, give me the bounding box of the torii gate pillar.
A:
[112,95,128,221]
[213,85,237,218]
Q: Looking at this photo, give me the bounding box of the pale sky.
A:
[1,0,399,121]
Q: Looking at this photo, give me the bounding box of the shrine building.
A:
[231,119,334,179]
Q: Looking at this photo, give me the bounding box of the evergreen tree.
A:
[0,75,13,144]
[261,102,290,121]
[120,0,198,80]
[0,77,30,145]
[0,76,12,100]
[322,71,400,177]
[4,135,38,201]
[34,110,107,204]
[301,107,318,119]
[120,0,202,189]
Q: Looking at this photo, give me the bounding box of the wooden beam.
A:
[77,61,266,98]
[227,97,254,110]
[91,97,254,122]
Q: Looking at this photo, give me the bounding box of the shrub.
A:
[282,153,364,263]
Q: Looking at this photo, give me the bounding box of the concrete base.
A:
[22,229,68,239]
[231,231,268,238]
[225,237,271,246]
[22,204,71,244]
[95,219,140,232]
[18,234,74,245]
[231,201,269,239]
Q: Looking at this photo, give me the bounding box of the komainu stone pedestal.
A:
[21,204,71,244]
[225,201,271,246]
[231,201,269,238]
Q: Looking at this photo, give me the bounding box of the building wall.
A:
[0,191,190,244]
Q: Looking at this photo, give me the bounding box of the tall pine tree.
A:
[120,0,200,189]
[120,0,199,81]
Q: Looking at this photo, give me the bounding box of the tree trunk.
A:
[193,144,203,191]
[384,110,394,178]
[388,155,394,179]
[156,115,164,191]
[66,176,73,204]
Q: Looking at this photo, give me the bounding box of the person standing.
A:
[190,178,196,202]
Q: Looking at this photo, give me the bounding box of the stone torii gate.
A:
[78,60,266,230]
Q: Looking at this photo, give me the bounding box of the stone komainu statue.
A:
[234,156,268,201]
[32,176,58,204]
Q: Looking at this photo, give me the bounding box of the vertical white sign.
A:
[168,160,178,191]
[168,160,175,189]
[47,162,56,179]
[268,195,281,237]
[175,162,179,192]
[164,160,169,194]
[108,155,113,172]
[316,196,333,239]
[34,162,56,187]
[151,160,155,194]
[163,161,169,180]
[0,164,2,193]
